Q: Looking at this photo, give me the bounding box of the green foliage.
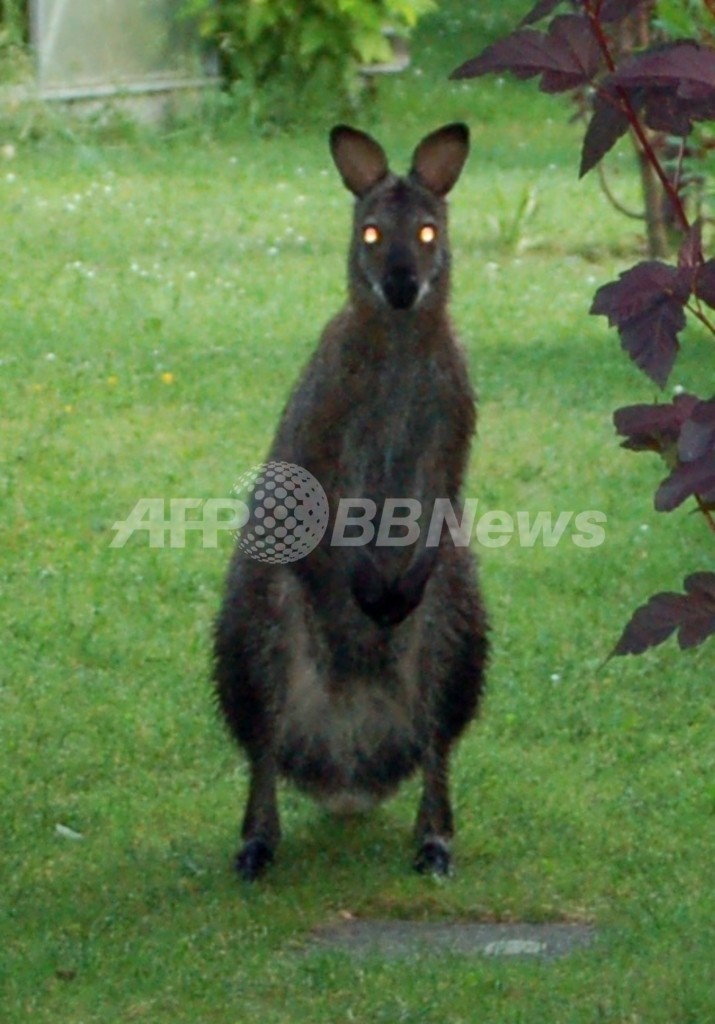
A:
[183,0,435,123]
[0,0,28,40]
[653,0,715,39]
[0,0,28,72]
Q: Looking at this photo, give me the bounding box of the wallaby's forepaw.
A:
[414,838,452,877]
[351,547,438,627]
[235,838,274,882]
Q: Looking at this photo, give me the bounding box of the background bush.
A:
[183,0,436,123]
[0,0,28,41]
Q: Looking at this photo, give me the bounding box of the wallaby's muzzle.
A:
[383,245,420,310]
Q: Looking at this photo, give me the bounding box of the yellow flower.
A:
[161,372,175,385]
[107,375,119,386]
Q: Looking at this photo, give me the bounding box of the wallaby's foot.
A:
[236,753,280,881]
[235,838,275,882]
[414,742,455,876]
[414,837,452,877]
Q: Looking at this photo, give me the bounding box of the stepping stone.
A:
[306,920,597,960]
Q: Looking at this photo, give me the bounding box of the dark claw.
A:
[235,838,274,882]
[414,839,452,877]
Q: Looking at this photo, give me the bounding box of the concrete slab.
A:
[305,920,598,960]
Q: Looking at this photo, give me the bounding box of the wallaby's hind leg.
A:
[235,751,281,881]
[413,739,454,876]
[213,569,284,881]
[413,558,489,876]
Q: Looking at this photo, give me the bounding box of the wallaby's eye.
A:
[418,224,437,245]
[362,224,381,245]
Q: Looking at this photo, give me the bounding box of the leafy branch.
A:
[451,0,715,658]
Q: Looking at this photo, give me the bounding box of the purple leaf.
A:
[590,261,690,387]
[612,591,688,655]
[591,261,688,321]
[642,89,715,136]
[600,0,652,22]
[654,399,715,509]
[450,14,604,92]
[613,572,715,655]
[693,259,715,309]
[678,399,715,461]
[616,300,684,388]
[580,92,631,177]
[629,398,715,509]
[681,573,715,647]
[613,393,699,454]
[609,42,715,92]
[602,43,715,137]
[655,455,715,511]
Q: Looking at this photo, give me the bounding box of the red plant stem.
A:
[687,300,715,338]
[583,0,691,235]
[671,138,686,195]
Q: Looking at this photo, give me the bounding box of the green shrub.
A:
[0,0,28,45]
[654,0,715,39]
[183,0,435,123]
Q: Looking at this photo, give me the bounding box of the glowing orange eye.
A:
[419,224,437,245]
[362,225,380,245]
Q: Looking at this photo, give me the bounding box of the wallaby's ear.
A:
[409,123,470,197]
[330,125,390,198]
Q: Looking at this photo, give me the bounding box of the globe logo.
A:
[232,461,329,564]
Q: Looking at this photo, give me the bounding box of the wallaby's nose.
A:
[383,246,419,310]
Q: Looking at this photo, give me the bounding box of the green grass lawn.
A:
[1,3,713,1021]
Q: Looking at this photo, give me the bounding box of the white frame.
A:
[30,0,217,100]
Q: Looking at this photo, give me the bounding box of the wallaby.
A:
[214,123,488,881]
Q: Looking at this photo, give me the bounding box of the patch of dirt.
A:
[305,920,598,960]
